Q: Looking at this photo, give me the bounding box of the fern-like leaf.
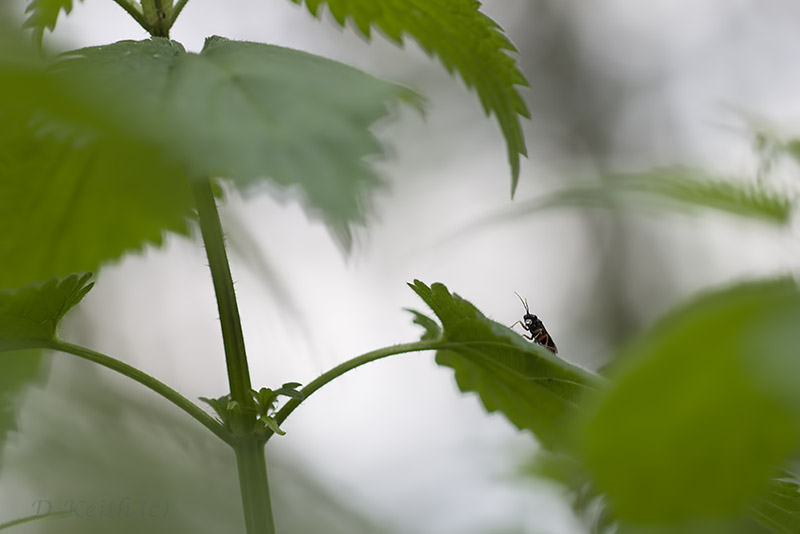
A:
[289,0,530,193]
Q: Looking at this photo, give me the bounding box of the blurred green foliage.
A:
[580,279,800,531]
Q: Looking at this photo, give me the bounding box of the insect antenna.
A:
[513,291,530,314]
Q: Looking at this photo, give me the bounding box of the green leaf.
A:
[199,395,229,422]
[0,132,196,291]
[408,280,604,449]
[472,168,794,230]
[405,308,441,341]
[0,273,92,467]
[23,0,79,45]
[747,470,800,534]
[288,0,530,192]
[274,384,305,400]
[260,415,286,436]
[579,279,800,528]
[0,273,93,351]
[0,34,196,290]
[58,36,424,247]
[254,387,277,414]
[524,451,614,534]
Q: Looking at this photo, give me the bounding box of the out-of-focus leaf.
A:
[0,30,196,290]
[58,36,423,247]
[288,0,530,192]
[598,169,794,222]
[465,169,793,236]
[0,273,93,350]
[579,279,800,528]
[1,33,421,288]
[0,349,45,471]
[408,280,604,449]
[747,470,800,534]
[0,128,196,291]
[524,451,615,534]
[23,0,79,45]
[0,274,91,469]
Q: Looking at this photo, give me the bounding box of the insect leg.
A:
[510,320,534,339]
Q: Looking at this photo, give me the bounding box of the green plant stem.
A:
[43,339,231,444]
[191,177,274,534]
[139,0,169,37]
[265,340,443,442]
[191,177,254,413]
[234,437,274,534]
[0,511,70,531]
[110,0,149,32]
[152,0,169,37]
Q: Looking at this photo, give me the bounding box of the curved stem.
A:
[265,340,443,442]
[109,0,150,34]
[0,511,70,531]
[44,339,231,444]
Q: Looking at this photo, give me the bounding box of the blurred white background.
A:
[3,1,800,532]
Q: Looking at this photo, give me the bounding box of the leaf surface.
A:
[58,36,423,247]
[579,279,800,527]
[289,0,530,192]
[408,280,603,449]
[0,33,195,290]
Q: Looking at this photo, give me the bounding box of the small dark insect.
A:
[511,292,558,354]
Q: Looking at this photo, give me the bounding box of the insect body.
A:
[512,292,558,354]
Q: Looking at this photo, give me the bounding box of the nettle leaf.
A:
[599,169,793,223]
[479,168,794,229]
[23,0,79,45]
[0,273,93,465]
[0,128,196,291]
[59,36,423,247]
[408,280,603,449]
[580,279,800,529]
[405,308,441,341]
[289,0,530,192]
[0,33,196,290]
[0,273,93,350]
